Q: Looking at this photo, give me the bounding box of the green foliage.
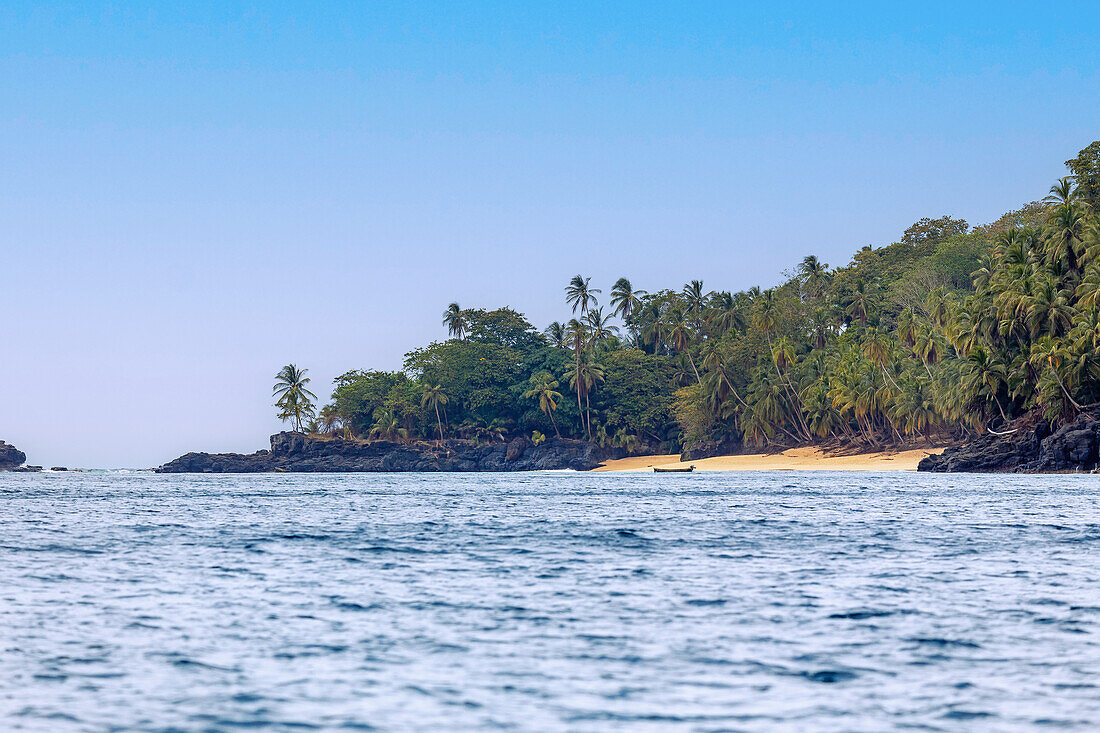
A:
[463,307,546,350]
[312,141,1100,453]
[273,364,317,432]
[595,349,677,442]
[404,340,522,426]
[1066,141,1100,211]
[331,370,408,438]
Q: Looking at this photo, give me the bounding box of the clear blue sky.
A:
[4,2,1099,468]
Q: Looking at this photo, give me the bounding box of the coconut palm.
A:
[683,280,707,325]
[666,309,701,383]
[443,302,467,339]
[369,408,408,441]
[524,372,562,437]
[610,277,647,340]
[708,291,745,335]
[421,384,449,442]
[585,307,619,346]
[317,405,342,436]
[799,255,830,295]
[273,364,317,432]
[566,275,601,315]
[844,280,872,326]
[544,320,567,348]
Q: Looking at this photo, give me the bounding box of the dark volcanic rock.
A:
[157,432,611,473]
[681,436,743,461]
[919,407,1100,473]
[0,441,27,471]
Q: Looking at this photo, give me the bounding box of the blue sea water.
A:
[2,471,1100,731]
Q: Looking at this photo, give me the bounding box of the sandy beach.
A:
[593,446,944,472]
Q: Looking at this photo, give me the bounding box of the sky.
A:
[3,2,1100,468]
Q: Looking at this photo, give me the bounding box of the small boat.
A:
[653,465,695,473]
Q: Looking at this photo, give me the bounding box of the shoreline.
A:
[594,446,945,472]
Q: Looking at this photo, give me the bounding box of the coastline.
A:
[594,446,944,472]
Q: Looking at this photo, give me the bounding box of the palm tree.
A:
[273,364,317,432]
[443,302,467,339]
[683,280,707,326]
[862,327,902,390]
[610,278,646,341]
[421,384,449,442]
[565,318,589,353]
[666,309,701,383]
[524,372,562,437]
[563,318,591,436]
[585,307,618,346]
[1025,277,1075,338]
[564,353,604,440]
[708,291,745,334]
[577,355,605,439]
[544,321,567,348]
[610,277,646,321]
[369,408,409,441]
[799,255,829,295]
[566,275,601,315]
[961,346,1010,422]
[844,280,872,326]
[317,405,342,436]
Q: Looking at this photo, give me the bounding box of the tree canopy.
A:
[301,142,1100,456]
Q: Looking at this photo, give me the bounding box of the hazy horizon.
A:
[5,2,1100,467]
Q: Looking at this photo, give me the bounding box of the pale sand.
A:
[593,446,945,472]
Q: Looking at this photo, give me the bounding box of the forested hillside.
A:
[308,142,1100,455]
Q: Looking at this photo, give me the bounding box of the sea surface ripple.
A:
[2,471,1100,731]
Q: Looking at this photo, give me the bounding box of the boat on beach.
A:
[653,465,695,473]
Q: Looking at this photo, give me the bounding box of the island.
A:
[159,143,1100,474]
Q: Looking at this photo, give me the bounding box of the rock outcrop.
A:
[0,441,27,471]
[681,436,743,461]
[157,432,613,473]
[919,407,1100,473]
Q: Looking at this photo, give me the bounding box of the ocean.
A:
[3,471,1099,731]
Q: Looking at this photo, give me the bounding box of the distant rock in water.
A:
[919,406,1100,473]
[156,432,614,473]
[0,440,27,471]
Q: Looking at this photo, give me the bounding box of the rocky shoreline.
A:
[0,440,40,472]
[918,406,1100,473]
[156,432,615,473]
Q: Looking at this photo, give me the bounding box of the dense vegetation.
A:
[282,143,1100,455]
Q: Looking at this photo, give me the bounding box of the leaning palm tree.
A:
[273,364,318,432]
[443,302,467,340]
[524,372,562,437]
[566,275,601,315]
[421,384,449,442]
